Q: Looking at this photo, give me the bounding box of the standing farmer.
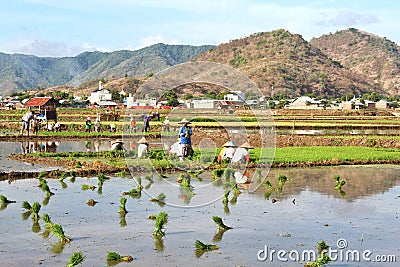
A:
[85,117,92,133]
[178,118,193,159]
[21,110,35,136]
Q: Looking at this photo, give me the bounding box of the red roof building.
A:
[24,97,57,107]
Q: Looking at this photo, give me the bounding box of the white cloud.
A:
[327,10,379,26]
[135,35,182,49]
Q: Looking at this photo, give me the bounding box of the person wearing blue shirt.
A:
[178,118,193,159]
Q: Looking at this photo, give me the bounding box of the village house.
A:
[286,96,321,110]
[89,81,112,104]
[376,99,390,110]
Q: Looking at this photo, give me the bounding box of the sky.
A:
[1,0,399,57]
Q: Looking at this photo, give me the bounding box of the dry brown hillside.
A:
[194,29,380,98]
[310,28,400,96]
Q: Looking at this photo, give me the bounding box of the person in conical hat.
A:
[232,141,253,164]
[219,140,237,162]
[137,136,149,162]
[178,118,193,159]
[111,139,124,151]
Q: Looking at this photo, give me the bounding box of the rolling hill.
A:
[0,43,214,94]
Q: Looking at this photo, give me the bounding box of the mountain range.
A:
[1,28,400,98]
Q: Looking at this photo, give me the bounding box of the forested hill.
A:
[0,43,214,94]
[194,29,385,98]
[310,28,400,96]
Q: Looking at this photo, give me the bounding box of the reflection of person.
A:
[129,116,136,133]
[218,141,236,162]
[137,137,149,163]
[232,142,253,164]
[111,139,124,151]
[85,141,91,152]
[163,116,170,132]
[21,110,35,136]
[85,117,92,133]
[178,118,193,159]
[94,119,101,132]
[94,140,99,152]
[169,140,182,159]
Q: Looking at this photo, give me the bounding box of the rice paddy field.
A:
[0,108,400,266]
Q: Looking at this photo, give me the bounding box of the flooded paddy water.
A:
[0,138,399,267]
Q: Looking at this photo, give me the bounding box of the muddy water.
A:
[0,140,132,172]
[0,165,399,266]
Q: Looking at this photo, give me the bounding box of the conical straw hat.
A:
[240,142,253,149]
[178,118,191,124]
[222,141,237,147]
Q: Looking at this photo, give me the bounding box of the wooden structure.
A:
[24,97,58,123]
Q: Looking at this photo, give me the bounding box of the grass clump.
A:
[66,252,85,267]
[81,184,96,191]
[304,240,332,267]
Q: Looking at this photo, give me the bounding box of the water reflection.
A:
[253,165,400,201]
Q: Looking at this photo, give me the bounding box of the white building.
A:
[224,91,245,102]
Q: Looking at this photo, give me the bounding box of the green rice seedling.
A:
[97,173,109,186]
[22,200,32,211]
[106,251,133,263]
[317,240,330,254]
[30,201,41,220]
[118,197,127,214]
[39,179,54,196]
[264,180,275,191]
[149,193,166,203]
[304,253,331,267]
[66,252,85,267]
[232,183,241,195]
[304,240,332,267]
[81,184,96,191]
[38,172,45,179]
[153,211,168,237]
[222,190,230,206]
[0,195,16,204]
[86,199,98,206]
[75,161,82,168]
[42,213,53,228]
[212,168,225,179]
[278,174,290,191]
[334,174,346,190]
[212,216,232,230]
[59,172,68,182]
[51,223,71,243]
[195,240,218,251]
[121,187,141,197]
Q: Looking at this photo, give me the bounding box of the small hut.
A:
[24,97,59,123]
